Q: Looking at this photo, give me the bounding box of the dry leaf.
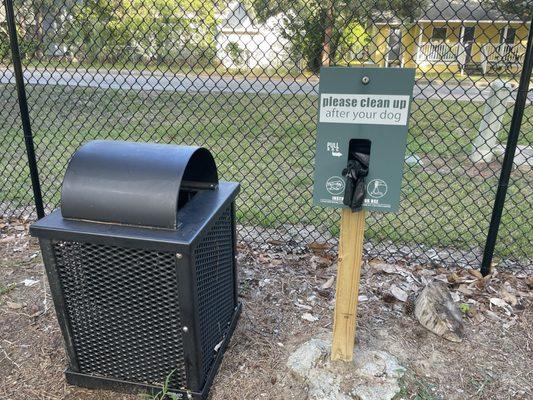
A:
[375,263,397,274]
[489,298,513,316]
[390,285,408,302]
[525,277,533,289]
[474,279,487,290]
[499,289,517,306]
[308,242,330,254]
[382,292,396,303]
[450,292,460,302]
[489,297,509,309]
[0,235,17,244]
[320,276,335,290]
[21,278,39,287]
[467,269,483,279]
[7,302,24,310]
[301,313,319,322]
[310,255,330,268]
[485,310,500,321]
[447,273,460,283]
[295,302,313,311]
[266,239,283,246]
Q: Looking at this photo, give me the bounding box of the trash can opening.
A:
[60,140,219,229]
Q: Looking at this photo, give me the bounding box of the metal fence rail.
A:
[1,0,532,269]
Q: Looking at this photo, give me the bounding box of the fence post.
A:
[3,0,45,219]
[480,19,533,276]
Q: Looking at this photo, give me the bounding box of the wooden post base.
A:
[331,208,365,361]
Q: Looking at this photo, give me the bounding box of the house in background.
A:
[374,0,529,74]
[215,2,292,70]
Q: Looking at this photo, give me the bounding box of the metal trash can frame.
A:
[30,140,241,399]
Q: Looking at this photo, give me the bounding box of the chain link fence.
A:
[1,0,531,266]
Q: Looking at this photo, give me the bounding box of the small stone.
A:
[286,338,329,378]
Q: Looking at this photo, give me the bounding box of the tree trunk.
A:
[321,3,334,67]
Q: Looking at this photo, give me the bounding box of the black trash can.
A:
[30,140,241,400]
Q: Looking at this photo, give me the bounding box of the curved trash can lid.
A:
[60,140,218,229]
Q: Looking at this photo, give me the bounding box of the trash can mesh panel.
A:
[194,206,235,380]
[53,241,186,387]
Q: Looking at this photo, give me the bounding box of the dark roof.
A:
[419,0,524,22]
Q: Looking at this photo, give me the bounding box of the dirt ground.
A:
[0,218,531,400]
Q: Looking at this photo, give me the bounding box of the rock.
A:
[308,369,350,400]
[351,350,405,400]
[287,338,329,377]
[415,282,464,342]
[353,350,405,379]
[351,382,402,400]
[287,336,404,400]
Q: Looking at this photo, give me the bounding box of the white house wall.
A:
[216,16,290,69]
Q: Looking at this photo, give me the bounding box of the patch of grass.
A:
[396,375,442,400]
[18,59,312,81]
[1,84,531,259]
[469,375,493,397]
[140,369,180,400]
[0,282,16,297]
[413,381,441,400]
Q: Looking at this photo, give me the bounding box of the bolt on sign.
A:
[313,67,416,212]
[312,67,415,362]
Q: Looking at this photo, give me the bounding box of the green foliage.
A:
[0,283,16,297]
[226,41,245,65]
[336,22,370,63]
[63,0,218,64]
[141,369,180,400]
[19,38,41,60]
[0,29,40,61]
[0,31,9,61]
[486,1,531,20]
[252,0,427,72]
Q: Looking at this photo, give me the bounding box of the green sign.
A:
[313,67,416,213]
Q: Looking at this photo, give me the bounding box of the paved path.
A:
[0,67,528,103]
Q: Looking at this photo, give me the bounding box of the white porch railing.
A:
[416,42,461,63]
[481,43,526,65]
[416,41,526,71]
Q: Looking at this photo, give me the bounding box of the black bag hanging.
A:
[341,152,370,212]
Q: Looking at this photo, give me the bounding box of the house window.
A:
[431,27,447,41]
[499,27,516,44]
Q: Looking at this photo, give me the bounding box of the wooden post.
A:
[331,208,365,361]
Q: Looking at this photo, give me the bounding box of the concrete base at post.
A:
[287,334,405,400]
